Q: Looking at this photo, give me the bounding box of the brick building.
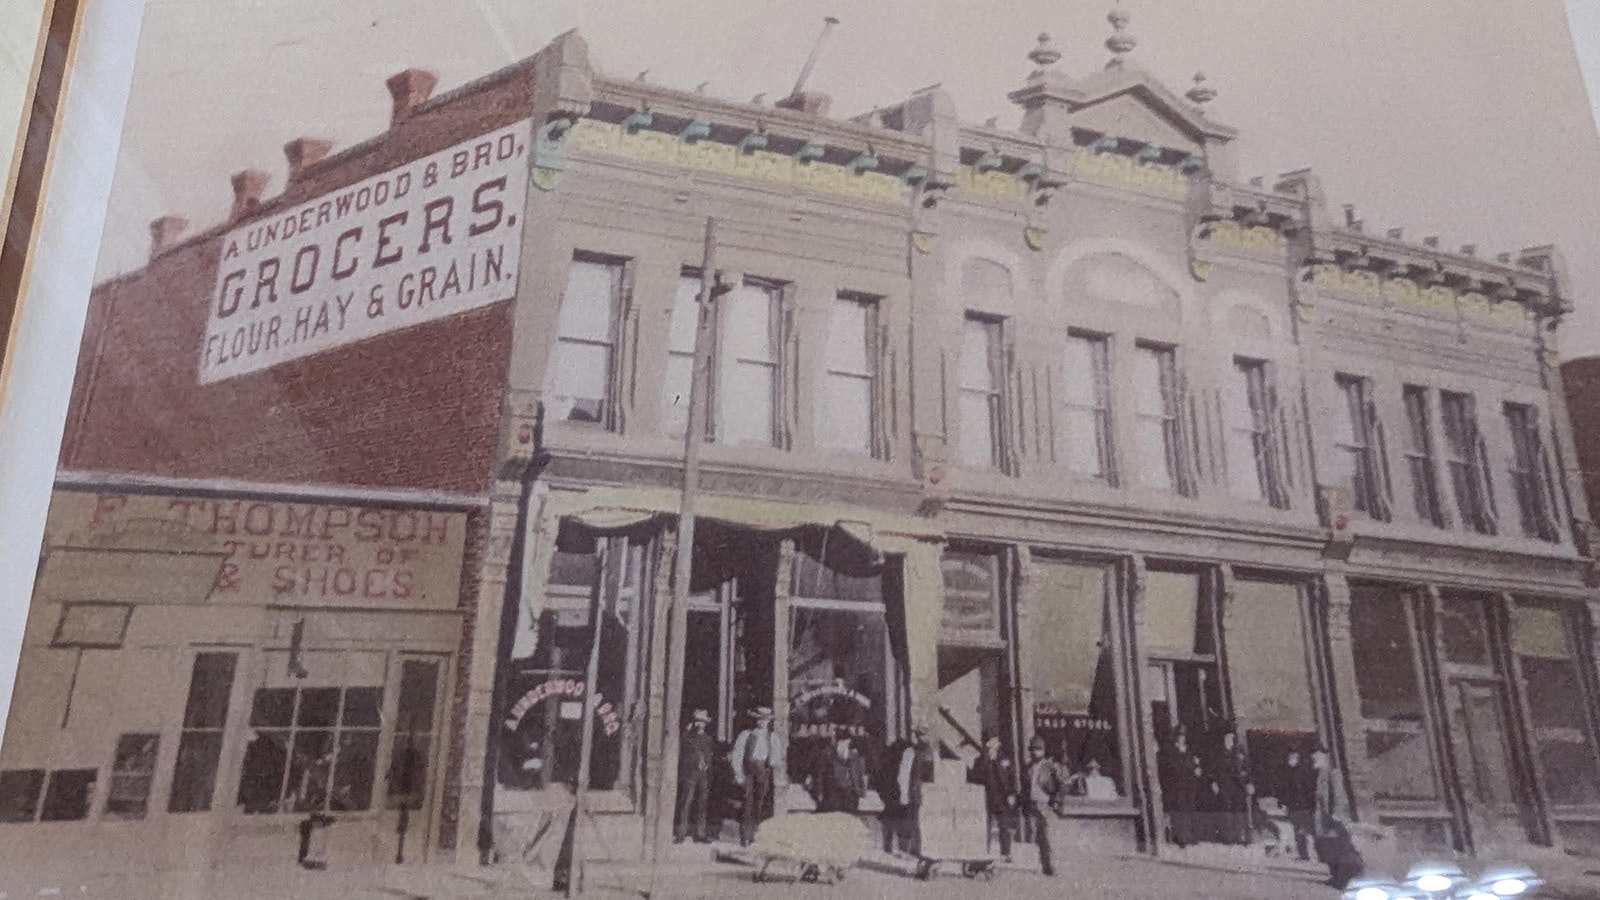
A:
[4,10,1600,889]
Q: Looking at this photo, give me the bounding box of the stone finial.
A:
[1028,32,1062,72]
[284,137,334,181]
[230,169,269,221]
[385,68,438,125]
[1106,5,1137,68]
[1185,72,1217,108]
[149,215,188,260]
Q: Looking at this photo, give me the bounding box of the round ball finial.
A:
[1105,6,1137,66]
[1029,32,1062,69]
[1186,71,1217,107]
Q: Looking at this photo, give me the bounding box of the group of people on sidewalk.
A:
[965,732,1074,876]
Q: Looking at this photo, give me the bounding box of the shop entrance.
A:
[677,529,777,742]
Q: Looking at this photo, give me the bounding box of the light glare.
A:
[1354,887,1390,900]
[1490,878,1528,896]
[1416,874,1453,892]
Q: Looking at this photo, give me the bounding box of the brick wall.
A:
[60,64,540,495]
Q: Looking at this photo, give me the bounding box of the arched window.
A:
[1066,252,1178,312]
[961,258,1013,313]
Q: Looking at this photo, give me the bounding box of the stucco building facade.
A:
[4,13,1599,888]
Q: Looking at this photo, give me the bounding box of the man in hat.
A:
[675,709,715,843]
[731,705,785,846]
[1022,735,1063,877]
[894,725,936,857]
[966,731,1018,861]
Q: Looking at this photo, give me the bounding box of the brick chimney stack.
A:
[284,137,334,182]
[230,169,269,221]
[149,215,188,260]
[386,68,438,125]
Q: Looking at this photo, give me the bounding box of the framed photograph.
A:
[3,2,1600,896]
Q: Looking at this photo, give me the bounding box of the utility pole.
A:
[563,544,612,897]
[645,217,726,895]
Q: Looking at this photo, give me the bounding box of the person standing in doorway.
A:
[895,725,936,857]
[731,706,784,846]
[1021,735,1063,877]
[1158,726,1201,848]
[966,731,1018,862]
[1283,748,1316,861]
[674,709,715,843]
[813,734,867,813]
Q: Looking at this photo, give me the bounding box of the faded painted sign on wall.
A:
[40,491,469,609]
[200,120,532,383]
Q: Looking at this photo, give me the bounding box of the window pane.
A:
[1062,407,1103,477]
[0,770,45,823]
[723,284,775,363]
[818,374,871,454]
[1537,739,1600,806]
[387,732,432,810]
[719,360,775,445]
[1349,585,1438,801]
[106,733,160,819]
[556,260,618,342]
[787,606,889,786]
[169,732,225,812]
[40,769,97,822]
[183,652,237,729]
[396,660,440,732]
[826,299,870,374]
[342,687,383,728]
[1438,592,1492,668]
[1062,337,1098,404]
[296,687,340,728]
[958,392,995,468]
[1226,425,1265,501]
[238,729,290,813]
[792,548,883,603]
[1030,560,1123,797]
[1365,730,1438,800]
[1226,580,1315,732]
[1135,418,1170,489]
[288,730,334,813]
[1142,570,1200,655]
[1132,350,1164,417]
[959,319,994,391]
[669,277,700,353]
[1513,603,1600,805]
[251,688,295,728]
[545,341,611,424]
[330,731,378,812]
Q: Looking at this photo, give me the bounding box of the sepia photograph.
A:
[3,1,1600,897]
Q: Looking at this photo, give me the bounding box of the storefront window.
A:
[237,684,382,814]
[787,540,898,791]
[499,526,649,795]
[1512,601,1600,806]
[1030,559,1123,800]
[1143,570,1210,657]
[1349,585,1439,801]
[1225,579,1319,811]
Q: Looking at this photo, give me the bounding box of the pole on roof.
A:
[789,16,840,98]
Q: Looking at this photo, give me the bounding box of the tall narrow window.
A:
[818,295,877,456]
[387,660,441,811]
[1061,333,1115,482]
[1403,386,1447,527]
[661,274,701,437]
[543,256,623,426]
[1226,358,1283,504]
[1334,374,1391,521]
[958,315,1005,469]
[1441,391,1497,535]
[105,733,160,819]
[1505,403,1561,541]
[1349,585,1440,801]
[716,280,782,447]
[169,651,237,813]
[1132,344,1184,493]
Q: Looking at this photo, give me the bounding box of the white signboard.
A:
[200,120,532,383]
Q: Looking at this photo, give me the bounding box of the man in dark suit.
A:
[674,709,715,843]
[966,731,1018,861]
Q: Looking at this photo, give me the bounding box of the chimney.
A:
[284,137,334,182]
[1385,227,1403,240]
[149,215,188,260]
[775,91,833,117]
[386,68,438,125]
[230,169,269,221]
[1423,235,1440,248]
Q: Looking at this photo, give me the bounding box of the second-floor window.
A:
[1440,390,1498,535]
[544,256,624,427]
[660,274,701,438]
[1504,402,1561,541]
[1060,333,1115,483]
[1402,386,1447,527]
[958,314,1006,470]
[818,295,878,456]
[1132,344,1189,494]
[1224,358,1286,506]
[1334,374,1391,521]
[716,279,783,447]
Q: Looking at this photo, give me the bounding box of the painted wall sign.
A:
[44,492,469,609]
[200,120,533,383]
